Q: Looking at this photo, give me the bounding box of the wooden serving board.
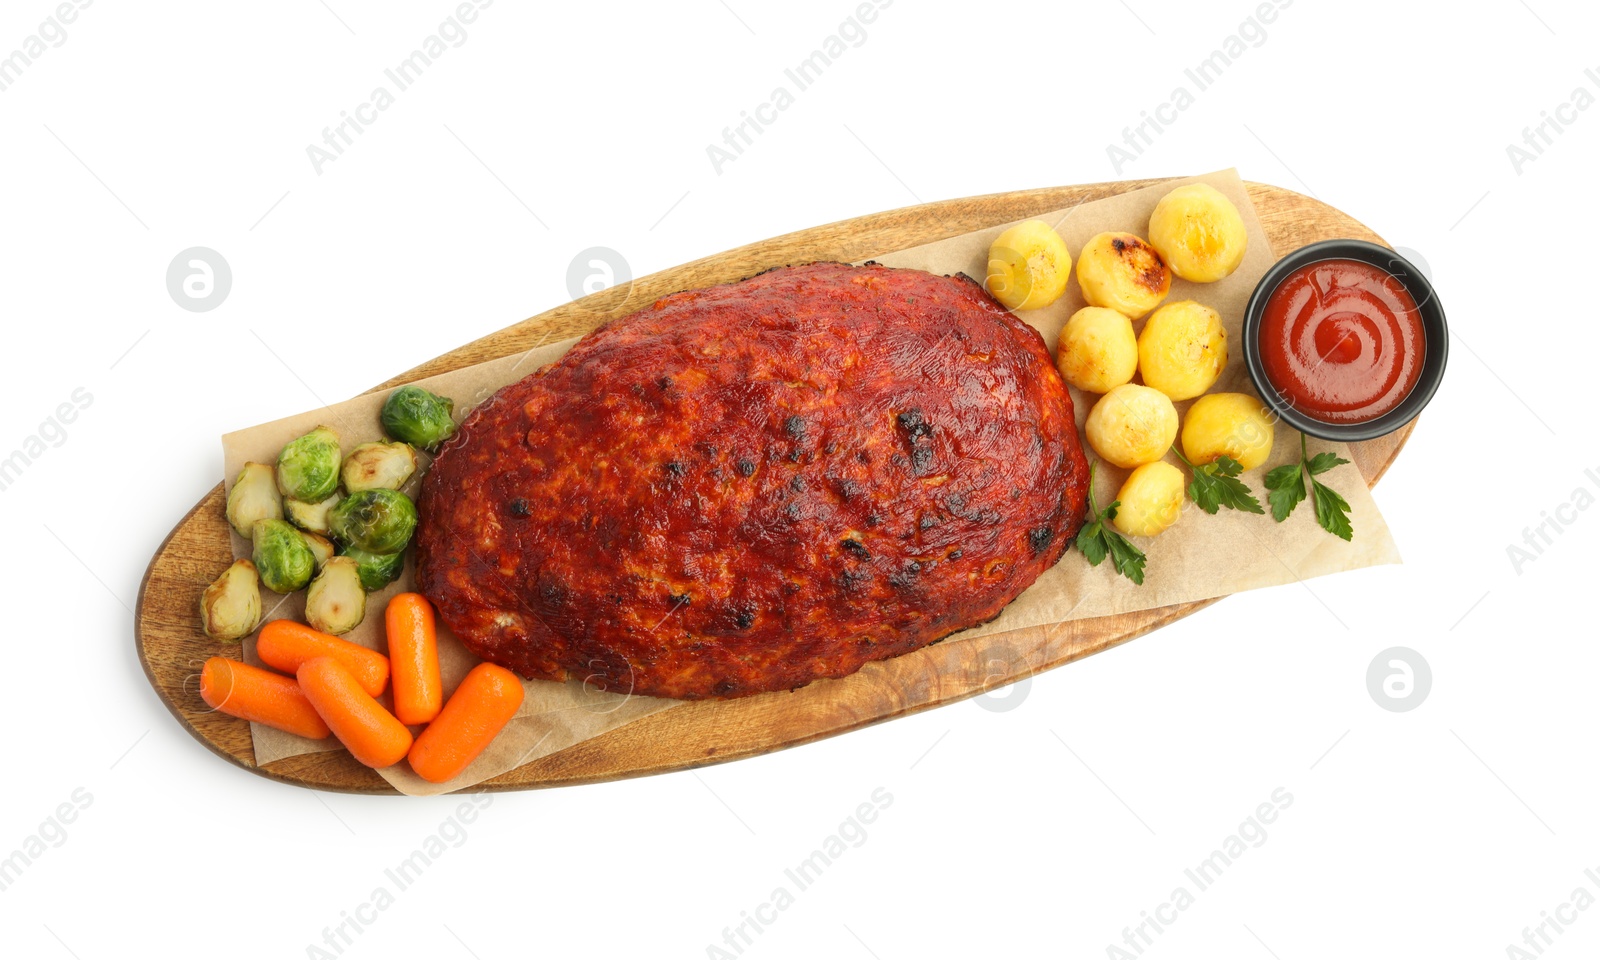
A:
[136,178,1412,794]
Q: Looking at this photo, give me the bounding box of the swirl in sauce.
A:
[1259,259,1424,424]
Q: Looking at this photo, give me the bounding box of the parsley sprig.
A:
[1075,459,1147,585]
[1171,447,1264,515]
[1264,432,1354,541]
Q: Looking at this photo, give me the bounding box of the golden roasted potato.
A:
[1137,300,1227,401]
[1111,461,1185,537]
[1181,392,1276,471]
[1084,384,1179,469]
[986,220,1072,311]
[1057,307,1137,394]
[1148,183,1248,282]
[1076,232,1170,319]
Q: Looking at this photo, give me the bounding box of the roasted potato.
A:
[1076,232,1170,319]
[1111,461,1185,538]
[986,220,1073,311]
[1181,392,1276,471]
[1056,307,1138,394]
[1148,183,1248,282]
[1138,300,1227,401]
[1084,384,1179,469]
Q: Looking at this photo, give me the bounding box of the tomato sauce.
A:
[1259,259,1424,424]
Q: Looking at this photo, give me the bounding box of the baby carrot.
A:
[386,593,442,725]
[257,619,389,698]
[199,656,331,741]
[297,657,413,769]
[407,663,525,783]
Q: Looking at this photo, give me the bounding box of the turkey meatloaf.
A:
[415,261,1090,699]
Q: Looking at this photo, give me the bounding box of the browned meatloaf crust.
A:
[415,262,1089,700]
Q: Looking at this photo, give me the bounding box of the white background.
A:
[1,1,1595,958]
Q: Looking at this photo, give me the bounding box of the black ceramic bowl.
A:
[1241,239,1447,442]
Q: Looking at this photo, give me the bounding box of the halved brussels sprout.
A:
[341,441,418,494]
[339,545,407,592]
[381,386,456,450]
[301,531,336,571]
[329,489,417,554]
[199,558,262,641]
[251,518,316,594]
[276,426,342,503]
[285,490,342,535]
[305,557,367,635]
[226,462,282,538]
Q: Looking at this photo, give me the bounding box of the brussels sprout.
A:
[301,531,336,571]
[339,545,407,592]
[285,490,342,535]
[199,559,262,641]
[276,426,342,503]
[341,440,418,494]
[226,462,283,538]
[305,557,367,635]
[381,386,456,450]
[329,489,417,554]
[251,518,316,594]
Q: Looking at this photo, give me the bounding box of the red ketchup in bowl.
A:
[1258,259,1425,424]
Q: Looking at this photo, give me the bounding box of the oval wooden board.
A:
[137,177,1412,794]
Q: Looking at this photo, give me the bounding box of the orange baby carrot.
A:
[256,619,389,698]
[407,663,525,783]
[386,593,442,726]
[199,657,331,741]
[297,657,413,769]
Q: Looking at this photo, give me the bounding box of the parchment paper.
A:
[220,169,1399,796]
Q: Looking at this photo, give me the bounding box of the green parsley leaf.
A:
[1306,451,1350,476]
[1311,477,1354,541]
[1075,519,1108,566]
[1264,462,1305,522]
[1178,451,1265,515]
[1076,461,1148,585]
[1266,433,1355,539]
